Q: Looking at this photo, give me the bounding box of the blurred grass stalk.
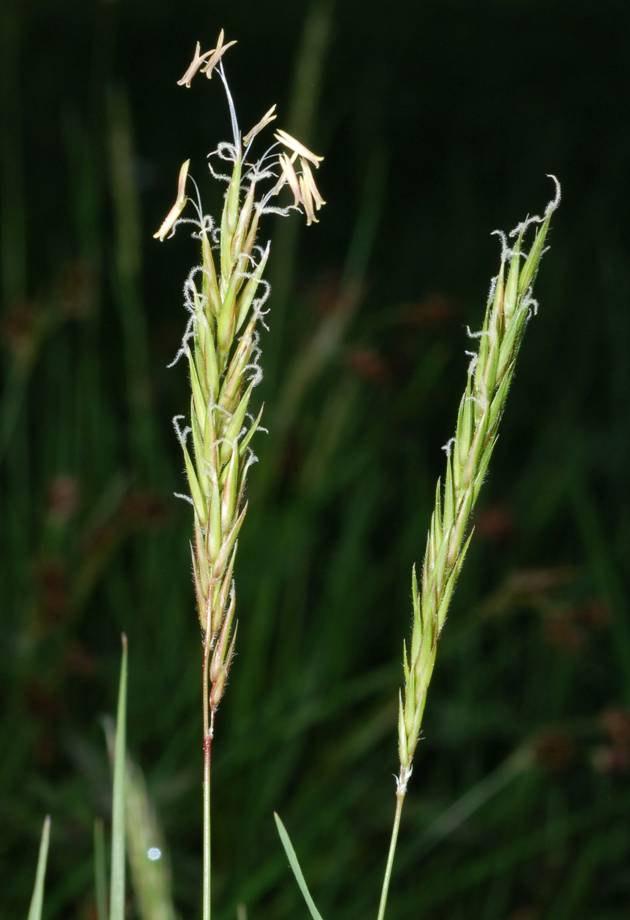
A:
[110,634,128,920]
[377,184,560,919]
[93,820,108,920]
[103,719,179,920]
[108,89,160,478]
[124,754,177,920]
[0,0,29,466]
[0,0,26,305]
[266,0,334,395]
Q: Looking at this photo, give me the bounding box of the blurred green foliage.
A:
[2,0,630,916]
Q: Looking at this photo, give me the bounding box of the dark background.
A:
[2,0,630,916]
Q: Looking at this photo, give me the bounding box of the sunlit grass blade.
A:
[26,815,51,920]
[94,819,108,920]
[273,812,324,920]
[110,634,128,920]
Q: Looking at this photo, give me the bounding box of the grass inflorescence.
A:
[377,180,561,919]
[398,180,561,787]
[153,30,325,916]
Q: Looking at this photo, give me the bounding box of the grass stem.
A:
[376,791,406,920]
[202,642,212,920]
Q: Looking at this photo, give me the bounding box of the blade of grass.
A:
[26,816,51,920]
[94,819,108,920]
[273,812,324,920]
[110,634,128,920]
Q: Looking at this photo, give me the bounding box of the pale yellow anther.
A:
[298,175,318,226]
[201,28,238,80]
[153,159,190,241]
[274,129,324,167]
[278,153,302,207]
[299,159,326,210]
[177,41,213,88]
[243,105,278,147]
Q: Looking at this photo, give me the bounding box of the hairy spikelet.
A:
[155,31,325,715]
[396,180,561,791]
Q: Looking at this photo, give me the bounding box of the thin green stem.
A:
[202,642,212,920]
[376,791,406,920]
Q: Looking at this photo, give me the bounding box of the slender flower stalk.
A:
[153,30,325,918]
[377,179,561,919]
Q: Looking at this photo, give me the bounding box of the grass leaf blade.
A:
[109,634,128,920]
[27,816,51,920]
[273,812,324,920]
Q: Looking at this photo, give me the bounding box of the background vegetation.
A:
[2,0,629,916]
